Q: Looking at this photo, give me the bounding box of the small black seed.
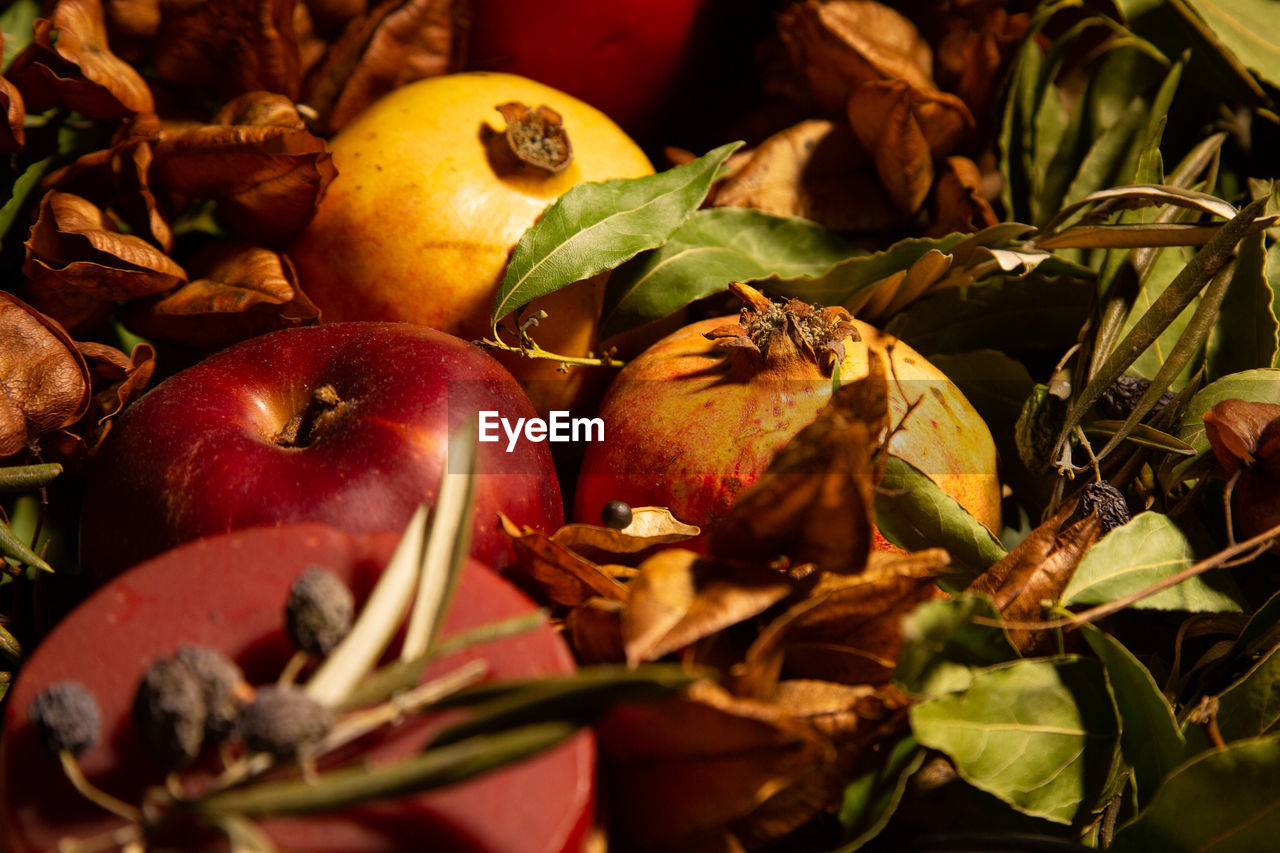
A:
[1081,481,1131,534]
[28,681,100,757]
[285,567,355,657]
[238,686,333,758]
[133,657,206,769]
[175,645,244,743]
[600,500,633,530]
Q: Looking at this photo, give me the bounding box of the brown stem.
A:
[275,385,350,448]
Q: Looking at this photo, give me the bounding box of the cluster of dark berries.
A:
[1099,375,1176,420]
[28,566,356,774]
[1081,481,1132,534]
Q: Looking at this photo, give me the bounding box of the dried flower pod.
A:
[174,645,246,742]
[238,685,333,758]
[1099,375,1175,420]
[285,567,355,656]
[132,657,207,769]
[1080,481,1130,534]
[28,681,101,756]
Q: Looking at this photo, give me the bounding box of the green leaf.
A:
[1,0,39,65]
[0,517,51,574]
[1179,0,1280,90]
[599,208,857,339]
[874,456,1007,580]
[1185,644,1280,754]
[1207,231,1278,378]
[929,350,1037,447]
[1169,367,1280,480]
[1063,512,1243,612]
[909,657,1123,825]
[895,594,1017,698]
[835,735,926,851]
[0,155,53,244]
[1111,734,1280,852]
[490,142,742,326]
[1082,626,1185,807]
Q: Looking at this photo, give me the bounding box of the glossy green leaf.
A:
[491,142,742,326]
[1180,0,1280,89]
[909,657,1123,824]
[1185,644,1280,754]
[835,735,926,851]
[1111,734,1280,852]
[1207,231,1278,378]
[895,594,1016,698]
[1082,626,1185,807]
[767,234,965,309]
[1063,512,1243,612]
[599,208,857,339]
[874,456,1007,580]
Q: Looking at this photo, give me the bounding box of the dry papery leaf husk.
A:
[0,292,91,459]
[8,0,154,119]
[67,339,156,455]
[929,154,999,237]
[0,57,24,153]
[934,5,1031,120]
[151,91,336,243]
[1203,399,1280,548]
[121,242,319,350]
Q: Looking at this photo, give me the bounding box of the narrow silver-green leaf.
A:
[1180,0,1280,90]
[0,463,62,493]
[875,456,1007,580]
[909,657,1123,824]
[1111,734,1280,852]
[1082,626,1185,807]
[1063,512,1243,612]
[491,142,742,326]
[599,208,857,339]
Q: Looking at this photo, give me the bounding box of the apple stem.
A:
[275,384,349,447]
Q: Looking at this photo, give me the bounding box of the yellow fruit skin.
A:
[290,72,654,409]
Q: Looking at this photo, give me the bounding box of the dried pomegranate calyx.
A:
[705,281,858,376]
[496,101,573,174]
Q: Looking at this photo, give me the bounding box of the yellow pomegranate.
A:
[289,72,654,412]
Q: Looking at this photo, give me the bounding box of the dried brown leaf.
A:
[23,192,186,325]
[0,292,91,458]
[122,242,318,350]
[302,0,464,134]
[1203,399,1280,476]
[552,506,701,556]
[712,119,900,233]
[622,550,794,667]
[305,0,370,36]
[500,514,628,606]
[708,350,890,572]
[103,0,161,42]
[152,92,336,243]
[930,155,999,237]
[564,599,626,665]
[847,80,933,215]
[779,0,934,115]
[71,340,155,453]
[8,0,153,119]
[154,0,302,100]
[968,501,1101,654]
[1,74,24,153]
[935,8,1029,120]
[597,680,830,849]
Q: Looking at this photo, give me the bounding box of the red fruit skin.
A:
[466,0,712,135]
[80,322,563,582]
[1,524,592,853]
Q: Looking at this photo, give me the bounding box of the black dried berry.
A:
[1081,481,1131,534]
[285,567,355,657]
[175,645,245,743]
[133,657,207,769]
[1099,375,1176,420]
[237,686,333,758]
[600,500,633,530]
[28,681,100,757]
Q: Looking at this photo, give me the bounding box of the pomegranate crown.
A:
[705,282,858,375]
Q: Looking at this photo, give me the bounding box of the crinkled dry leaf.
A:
[736,552,945,697]
[596,680,830,849]
[72,340,155,453]
[712,119,900,233]
[103,0,161,43]
[935,7,1029,119]
[708,350,890,573]
[306,0,371,36]
[770,679,900,739]
[552,506,701,556]
[1,74,24,153]
[154,0,302,100]
[929,155,999,237]
[500,514,628,606]
[23,192,186,323]
[968,501,1101,654]
[8,0,154,119]
[152,92,337,243]
[1203,399,1280,476]
[0,292,91,458]
[622,549,794,667]
[302,0,464,134]
[122,242,318,350]
[779,0,934,115]
[46,114,171,251]
[565,599,626,665]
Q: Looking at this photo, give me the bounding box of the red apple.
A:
[80,322,564,581]
[1,524,593,853]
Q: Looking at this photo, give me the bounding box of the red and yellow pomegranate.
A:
[575,284,1002,545]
